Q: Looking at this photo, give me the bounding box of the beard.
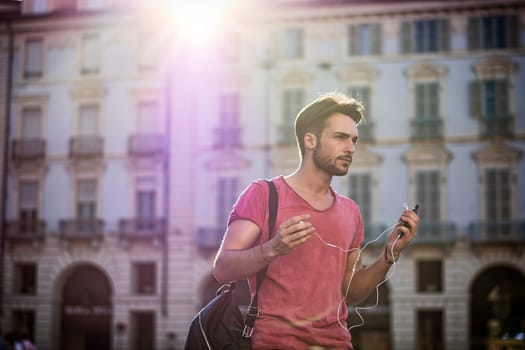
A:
[312,143,351,176]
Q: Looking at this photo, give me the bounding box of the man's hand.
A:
[268,214,315,256]
[385,209,419,263]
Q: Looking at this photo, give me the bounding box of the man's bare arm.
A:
[343,209,419,305]
[214,215,315,284]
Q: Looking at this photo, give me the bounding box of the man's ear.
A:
[304,132,317,150]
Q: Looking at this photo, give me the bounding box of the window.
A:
[21,107,42,139]
[32,0,47,13]
[81,34,100,74]
[137,101,158,134]
[348,23,382,56]
[280,88,304,144]
[417,310,444,350]
[15,264,37,295]
[131,311,155,350]
[12,310,35,344]
[76,179,96,232]
[349,173,371,223]
[348,86,373,141]
[413,83,442,139]
[79,104,99,136]
[417,260,442,292]
[283,28,304,59]
[217,177,238,226]
[19,181,39,234]
[132,262,156,294]
[416,170,440,222]
[415,83,438,119]
[138,31,164,71]
[136,177,156,229]
[401,19,449,53]
[24,38,43,79]
[216,93,241,148]
[468,15,519,50]
[470,79,512,137]
[485,168,510,223]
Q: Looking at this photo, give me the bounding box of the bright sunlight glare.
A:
[164,0,236,43]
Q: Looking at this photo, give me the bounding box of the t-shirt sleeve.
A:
[228,180,268,231]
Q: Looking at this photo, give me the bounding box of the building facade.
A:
[1,0,524,349]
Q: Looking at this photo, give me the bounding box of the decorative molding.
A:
[405,62,449,80]
[70,80,107,100]
[279,70,314,85]
[471,142,523,165]
[403,144,453,166]
[337,64,381,83]
[472,55,519,79]
[204,150,251,171]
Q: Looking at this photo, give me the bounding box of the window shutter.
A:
[439,19,450,52]
[467,17,480,50]
[348,25,357,55]
[496,80,509,115]
[469,81,482,118]
[25,38,43,78]
[507,15,519,48]
[429,83,439,117]
[415,84,425,118]
[372,23,382,55]
[401,21,412,53]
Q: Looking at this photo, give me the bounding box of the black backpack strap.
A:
[242,179,278,338]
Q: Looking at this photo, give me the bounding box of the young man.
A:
[213,92,419,349]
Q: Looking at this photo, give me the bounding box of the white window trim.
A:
[404,145,452,222]
[472,143,522,221]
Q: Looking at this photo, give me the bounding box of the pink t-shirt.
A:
[229,176,364,349]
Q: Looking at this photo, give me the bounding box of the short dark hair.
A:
[294,92,365,156]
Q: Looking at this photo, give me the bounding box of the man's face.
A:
[312,113,359,176]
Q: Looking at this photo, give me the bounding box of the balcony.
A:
[197,227,224,251]
[11,138,46,162]
[410,117,443,141]
[480,115,514,138]
[69,136,103,159]
[213,126,242,149]
[128,133,166,157]
[4,220,46,241]
[414,221,457,244]
[119,218,166,239]
[59,219,104,239]
[469,221,525,244]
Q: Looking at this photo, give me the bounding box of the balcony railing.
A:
[59,219,104,238]
[128,134,166,157]
[410,117,443,141]
[69,136,104,159]
[11,138,46,161]
[119,218,166,238]
[4,220,46,238]
[480,115,514,138]
[197,227,224,250]
[413,221,457,244]
[213,126,242,149]
[469,221,525,243]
